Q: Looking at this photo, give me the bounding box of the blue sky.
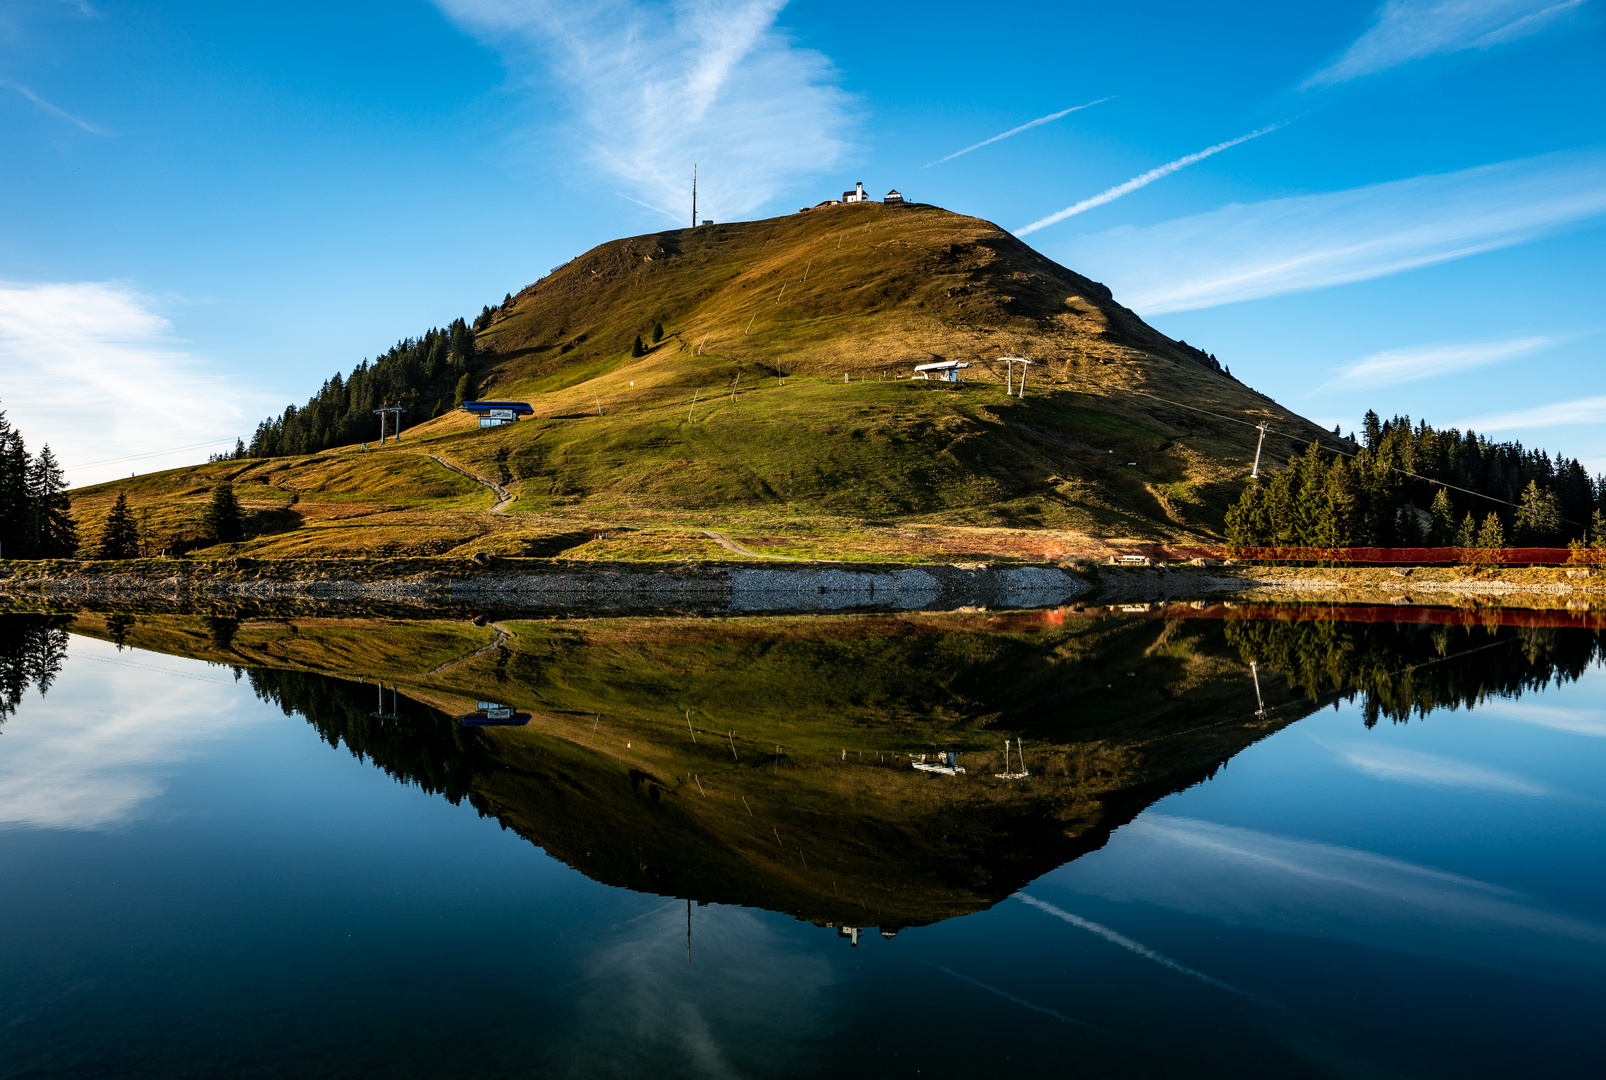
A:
[1,0,1602,485]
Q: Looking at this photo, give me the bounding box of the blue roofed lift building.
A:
[461,400,535,428]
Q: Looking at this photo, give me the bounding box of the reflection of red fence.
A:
[985,603,1606,633]
[1143,545,1604,566]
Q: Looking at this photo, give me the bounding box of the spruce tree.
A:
[631,334,646,358]
[1428,488,1456,545]
[1593,508,1606,550]
[1456,512,1478,549]
[454,371,473,407]
[202,483,244,544]
[95,493,141,559]
[1514,480,1562,545]
[652,322,664,344]
[0,412,29,557]
[28,446,77,558]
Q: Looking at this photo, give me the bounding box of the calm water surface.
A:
[1,610,1603,1078]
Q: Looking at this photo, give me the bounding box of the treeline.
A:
[0,404,77,558]
[247,668,478,805]
[1226,411,1605,549]
[1224,618,1603,727]
[236,304,506,460]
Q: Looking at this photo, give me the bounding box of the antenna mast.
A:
[692,163,697,228]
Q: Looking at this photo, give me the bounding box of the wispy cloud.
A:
[7,82,107,135]
[1456,394,1606,432]
[0,637,264,830]
[924,96,1113,168]
[1315,334,1560,392]
[1323,741,1556,795]
[1480,700,1606,736]
[1304,0,1589,88]
[568,901,840,1077]
[1056,150,1606,314]
[1014,123,1285,237]
[0,282,261,486]
[1051,814,1606,976]
[434,0,854,221]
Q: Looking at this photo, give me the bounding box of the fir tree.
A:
[202,483,244,544]
[1593,508,1606,550]
[95,493,141,559]
[27,446,77,558]
[651,321,664,344]
[1476,512,1506,550]
[454,371,473,407]
[631,334,646,358]
[1456,512,1478,549]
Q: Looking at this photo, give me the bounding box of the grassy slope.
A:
[68,610,1309,926]
[67,203,1338,561]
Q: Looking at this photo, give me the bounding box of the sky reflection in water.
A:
[1,620,1603,1078]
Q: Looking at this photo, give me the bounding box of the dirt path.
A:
[420,452,515,514]
[425,622,513,676]
[700,529,811,561]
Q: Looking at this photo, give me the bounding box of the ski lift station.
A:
[913,360,970,383]
[461,400,534,428]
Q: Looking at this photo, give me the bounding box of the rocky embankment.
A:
[0,558,1120,614]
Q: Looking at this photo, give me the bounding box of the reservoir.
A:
[1,607,1602,1078]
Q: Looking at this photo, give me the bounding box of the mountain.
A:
[69,201,1340,561]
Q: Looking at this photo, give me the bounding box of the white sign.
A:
[488,409,514,420]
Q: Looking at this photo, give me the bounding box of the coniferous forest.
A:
[1225,411,1606,550]
[0,403,78,559]
[237,309,496,459]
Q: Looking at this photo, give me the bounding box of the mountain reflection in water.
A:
[25,605,1598,933]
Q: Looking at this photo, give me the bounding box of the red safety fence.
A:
[1130,545,1606,566]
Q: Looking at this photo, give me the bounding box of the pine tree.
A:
[1428,488,1456,545]
[202,483,244,544]
[652,322,664,344]
[28,446,77,558]
[1476,512,1506,550]
[95,493,141,559]
[631,334,646,358]
[1456,512,1478,549]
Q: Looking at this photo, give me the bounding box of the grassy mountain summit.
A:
[70,201,1339,560]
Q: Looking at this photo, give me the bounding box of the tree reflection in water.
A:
[0,614,71,726]
[1224,617,1604,726]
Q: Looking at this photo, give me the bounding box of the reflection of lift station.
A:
[458,700,531,727]
[994,738,1028,780]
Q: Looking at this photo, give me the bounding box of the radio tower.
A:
[692,163,697,228]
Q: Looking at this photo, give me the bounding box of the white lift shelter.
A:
[913,360,971,383]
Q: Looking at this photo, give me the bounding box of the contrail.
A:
[925,96,1114,167]
[616,191,683,224]
[1015,892,1269,1004]
[8,83,108,136]
[1014,122,1286,236]
[927,963,1099,1029]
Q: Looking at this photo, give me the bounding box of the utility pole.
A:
[692,163,697,229]
[1251,423,1269,479]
